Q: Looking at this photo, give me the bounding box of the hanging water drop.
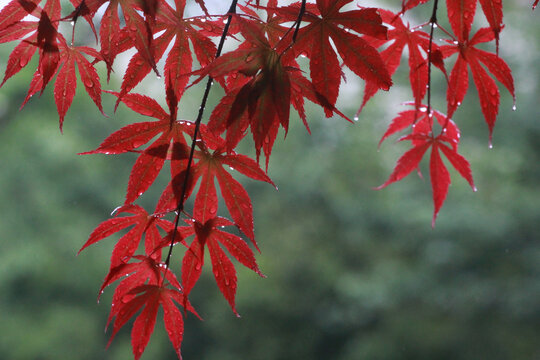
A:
[353,116,359,122]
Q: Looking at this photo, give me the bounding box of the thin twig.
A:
[426,0,439,131]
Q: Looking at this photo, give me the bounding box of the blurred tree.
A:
[0,1,538,360]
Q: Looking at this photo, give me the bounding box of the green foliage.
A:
[0,2,538,360]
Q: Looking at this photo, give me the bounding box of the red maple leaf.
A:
[106,282,198,360]
[276,0,392,112]
[378,105,460,149]
[81,89,196,204]
[202,16,349,165]
[359,9,447,114]
[441,25,515,143]
[114,0,220,105]
[179,216,264,315]
[190,136,275,246]
[0,0,41,32]
[78,204,175,266]
[377,108,475,226]
[198,16,296,161]
[0,0,60,90]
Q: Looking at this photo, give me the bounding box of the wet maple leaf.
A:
[199,16,295,161]
[276,0,392,112]
[106,282,198,360]
[203,16,349,165]
[0,0,41,32]
[81,90,196,204]
[78,204,175,266]
[441,25,515,143]
[180,216,264,315]
[115,0,219,105]
[378,105,460,149]
[377,108,475,226]
[359,9,446,114]
[190,136,275,246]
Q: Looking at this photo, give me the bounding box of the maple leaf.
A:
[180,216,264,315]
[0,0,61,94]
[63,0,160,79]
[0,0,41,32]
[106,283,198,360]
[190,136,275,246]
[78,204,175,266]
[114,0,220,105]
[276,0,392,112]
[441,25,515,143]
[198,16,295,162]
[377,108,475,225]
[52,38,105,128]
[478,0,503,51]
[203,17,349,166]
[0,3,105,129]
[359,9,446,114]
[378,105,460,149]
[81,90,197,204]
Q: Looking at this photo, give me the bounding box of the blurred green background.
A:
[0,2,539,360]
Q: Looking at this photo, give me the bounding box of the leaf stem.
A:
[162,0,238,279]
[426,0,439,126]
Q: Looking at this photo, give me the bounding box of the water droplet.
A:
[473,186,478,192]
[432,23,438,28]
[488,143,493,149]
[419,106,428,112]
[353,116,359,122]
[453,40,459,45]
[156,75,162,79]
[200,18,206,23]
[229,166,235,171]
[512,104,516,111]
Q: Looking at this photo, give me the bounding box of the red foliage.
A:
[0,0,525,358]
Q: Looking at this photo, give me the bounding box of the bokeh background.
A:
[0,1,538,359]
